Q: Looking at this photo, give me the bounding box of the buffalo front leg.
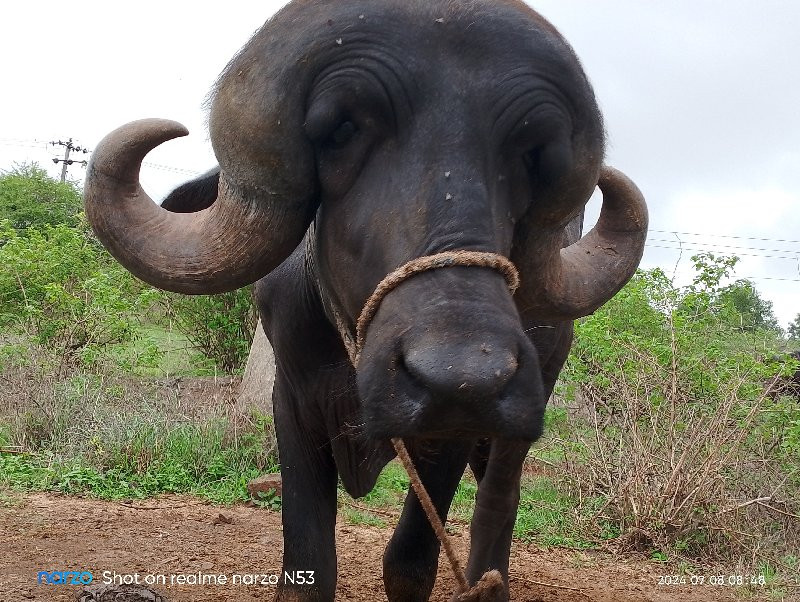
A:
[383,439,474,602]
[273,378,338,602]
[462,439,530,601]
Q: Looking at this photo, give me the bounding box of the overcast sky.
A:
[1,1,797,328]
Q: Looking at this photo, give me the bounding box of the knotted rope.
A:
[341,250,518,600]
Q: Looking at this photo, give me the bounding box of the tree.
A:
[718,279,781,334]
[0,163,82,232]
[789,313,800,342]
[678,254,780,335]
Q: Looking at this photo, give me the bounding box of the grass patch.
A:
[343,507,387,528]
[449,474,478,522]
[346,442,603,550]
[112,323,218,377]
[0,416,276,504]
[0,356,277,504]
[514,475,602,548]
[360,461,408,508]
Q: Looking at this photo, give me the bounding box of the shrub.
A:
[557,254,798,566]
[158,288,257,374]
[0,163,82,232]
[0,221,154,369]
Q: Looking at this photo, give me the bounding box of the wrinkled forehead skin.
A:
[209,0,602,194]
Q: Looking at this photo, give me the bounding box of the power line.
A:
[141,161,202,176]
[646,244,800,262]
[746,276,800,283]
[647,238,799,255]
[1,139,204,179]
[650,229,800,245]
[0,137,51,145]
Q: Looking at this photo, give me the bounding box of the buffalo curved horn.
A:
[517,166,648,319]
[84,119,312,294]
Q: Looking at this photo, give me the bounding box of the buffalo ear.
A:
[160,168,220,213]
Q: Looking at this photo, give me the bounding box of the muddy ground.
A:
[0,492,761,601]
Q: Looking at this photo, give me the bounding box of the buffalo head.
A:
[85,0,646,443]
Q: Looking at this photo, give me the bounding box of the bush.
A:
[0,355,278,503]
[158,288,257,374]
[557,253,799,566]
[0,220,154,369]
[0,163,82,231]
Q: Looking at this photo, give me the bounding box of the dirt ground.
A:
[0,492,756,602]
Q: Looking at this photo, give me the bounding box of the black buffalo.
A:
[84,1,648,600]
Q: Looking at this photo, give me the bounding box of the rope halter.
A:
[342,250,520,366]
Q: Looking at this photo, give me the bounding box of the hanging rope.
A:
[391,437,471,592]
[338,250,517,600]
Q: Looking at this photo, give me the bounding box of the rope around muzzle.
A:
[346,250,520,366]
[342,250,518,599]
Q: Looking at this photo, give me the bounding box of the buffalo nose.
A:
[402,341,518,399]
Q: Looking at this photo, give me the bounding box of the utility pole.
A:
[50,139,89,183]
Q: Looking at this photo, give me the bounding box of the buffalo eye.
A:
[326,120,358,149]
[522,147,538,174]
[522,139,573,188]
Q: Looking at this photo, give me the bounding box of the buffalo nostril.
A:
[401,342,518,399]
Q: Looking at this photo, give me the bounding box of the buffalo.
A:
[84,1,648,600]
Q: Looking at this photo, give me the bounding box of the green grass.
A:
[449,475,478,522]
[112,323,216,377]
[343,507,387,528]
[345,419,602,550]
[0,413,277,504]
[514,475,609,548]
[360,461,409,508]
[0,450,267,505]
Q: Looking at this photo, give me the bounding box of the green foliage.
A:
[159,288,257,374]
[0,220,153,365]
[0,161,254,375]
[788,313,800,342]
[361,461,409,508]
[563,267,673,402]
[679,253,780,334]
[449,477,478,522]
[514,476,598,547]
[559,252,797,568]
[718,279,781,333]
[566,253,786,409]
[253,488,282,511]
[0,164,82,231]
[0,409,278,503]
[760,393,800,468]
